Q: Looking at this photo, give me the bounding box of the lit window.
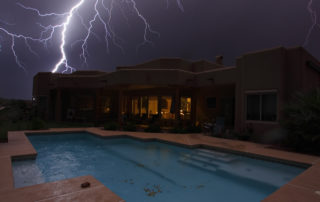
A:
[140,96,148,118]
[160,96,175,119]
[132,97,139,115]
[246,93,277,121]
[180,96,191,119]
[102,97,111,113]
[148,96,158,118]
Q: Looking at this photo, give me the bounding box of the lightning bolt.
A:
[52,0,85,73]
[304,0,320,46]
[0,0,184,74]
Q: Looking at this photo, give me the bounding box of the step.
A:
[182,154,220,168]
[195,152,236,163]
[178,158,217,172]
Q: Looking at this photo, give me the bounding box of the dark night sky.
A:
[0,0,319,100]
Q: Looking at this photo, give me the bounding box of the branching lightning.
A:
[304,0,320,46]
[0,0,183,73]
[4,0,317,73]
[52,0,85,73]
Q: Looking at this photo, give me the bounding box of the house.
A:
[33,46,320,137]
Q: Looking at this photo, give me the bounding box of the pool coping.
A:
[1,127,320,201]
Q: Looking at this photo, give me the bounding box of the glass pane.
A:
[122,96,127,114]
[131,97,139,115]
[246,94,260,120]
[102,96,111,114]
[206,97,216,108]
[148,96,158,118]
[160,96,175,119]
[262,94,277,121]
[77,95,94,111]
[180,96,191,120]
[140,96,148,119]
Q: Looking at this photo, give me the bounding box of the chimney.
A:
[215,55,223,65]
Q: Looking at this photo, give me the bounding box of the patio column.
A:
[191,92,197,124]
[95,89,101,123]
[117,89,123,124]
[55,88,62,122]
[127,95,132,118]
[174,87,180,121]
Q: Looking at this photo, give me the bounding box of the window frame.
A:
[245,90,278,123]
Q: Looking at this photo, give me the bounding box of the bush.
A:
[30,118,47,130]
[144,124,162,133]
[104,122,118,130]
[282,89,320,153]
[123,122,137,132]
[185,125,202,133]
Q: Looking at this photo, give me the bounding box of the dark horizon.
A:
[1,0,320,100]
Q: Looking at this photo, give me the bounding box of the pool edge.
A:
[2,127,320,202]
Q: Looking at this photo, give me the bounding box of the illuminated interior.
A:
[140,96,148,118]
[180,96,191,119]
[148,96,158,118]
[160,96,175,119]
[132,97,139,115]
[130,96,175,119]
[102,96,111,113]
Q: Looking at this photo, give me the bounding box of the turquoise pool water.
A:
[13,132,305,202]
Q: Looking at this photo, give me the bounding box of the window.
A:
[140,96,148,118]
[160,96,175,119]
[246,93,277,121]
[206,97,216,108]
[246,95,260,120]
[148,96,158,118]
[131,96,175,119]
[76,95,94,111]
[132,97,139,115]
[102,96,111,113]
[180,96,192,119]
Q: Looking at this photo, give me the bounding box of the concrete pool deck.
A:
[0,128,320,201]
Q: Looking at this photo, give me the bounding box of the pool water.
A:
[13,132,305,202]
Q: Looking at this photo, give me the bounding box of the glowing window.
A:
[132,97,139,115]
[180,96,191,119]
[102,97,111,113]
[160,96,175,119]
[148,96,158,118]
[140,96,148,118]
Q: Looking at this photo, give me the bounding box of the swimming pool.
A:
[13,132,305,202]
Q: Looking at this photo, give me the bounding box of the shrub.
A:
[144,124,162,133]
[104,122,118,130]
[282,89,320,153]
[30,118,47,130]
[123,122,137,132]
[185,124,202,133]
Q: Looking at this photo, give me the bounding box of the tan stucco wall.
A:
[33,46,320,139]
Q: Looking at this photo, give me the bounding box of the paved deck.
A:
[0,175,123,202]
[0,127,320,201]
